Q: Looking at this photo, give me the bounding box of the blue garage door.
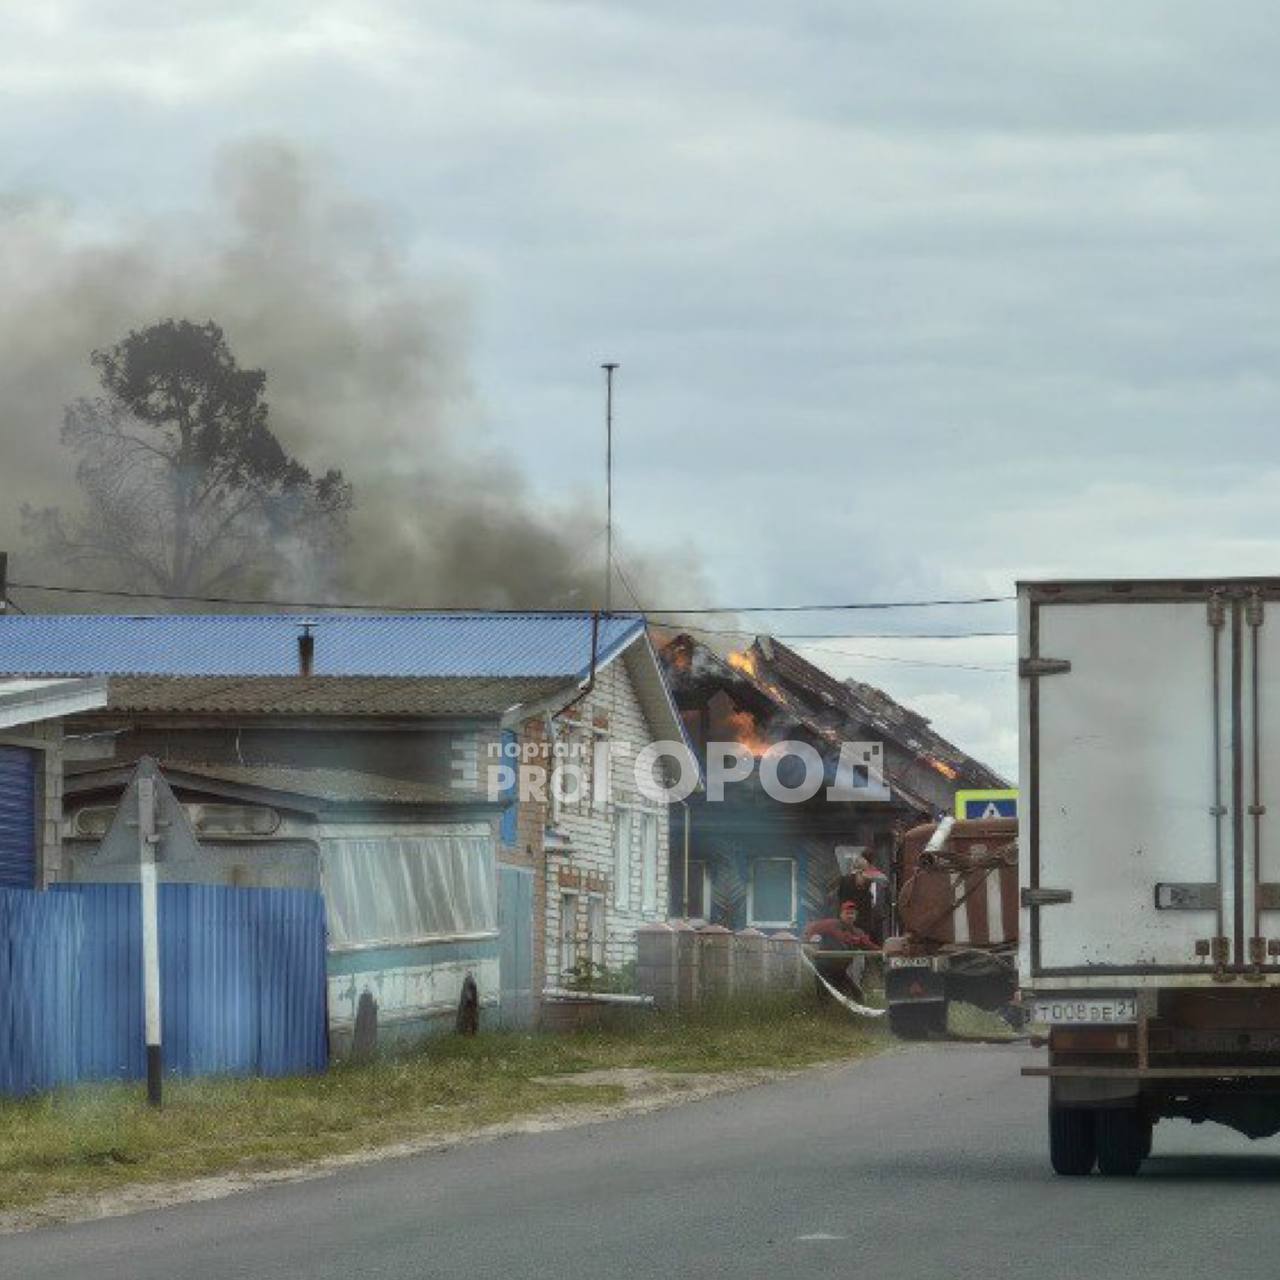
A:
[0,747,37,889]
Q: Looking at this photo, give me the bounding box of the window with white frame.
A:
[322,832,496,948]
[587,895,606,971]
[614,808,634,910]
[591,732,611,813]
[748,857,796,928]
[640,811,660,913]
[559,891,579,978]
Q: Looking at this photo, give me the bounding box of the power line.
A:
[796,645,1009,673]
[6,578,1014,615]
[669,620,1015,641]
[601,556,1009,673]
[609,552,649,616]
[644,595,1012,614]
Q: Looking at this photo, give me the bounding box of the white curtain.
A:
[323,835,496,947]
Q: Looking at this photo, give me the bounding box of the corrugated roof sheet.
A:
[93,760,475,806]
[756,638,1008,790]
[659,633,1007,807]
[0,676,109,729]
[101,675,570,716]
[0,612,645,679]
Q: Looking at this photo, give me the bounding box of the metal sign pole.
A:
[601,362,618,613]
[137,775,163,1106]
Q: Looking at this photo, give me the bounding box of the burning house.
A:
[659,633,1007,935]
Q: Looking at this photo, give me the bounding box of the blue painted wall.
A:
[498,865,534,1028]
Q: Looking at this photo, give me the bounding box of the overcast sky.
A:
[6,1,1280,778]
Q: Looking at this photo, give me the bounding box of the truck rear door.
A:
[1244,591,1280,968]
[1021,582,1239,978]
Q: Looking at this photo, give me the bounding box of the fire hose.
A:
[799,948,886,1019]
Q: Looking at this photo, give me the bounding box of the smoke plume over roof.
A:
[1,140,704,611]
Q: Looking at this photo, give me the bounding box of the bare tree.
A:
[23,319,352,597]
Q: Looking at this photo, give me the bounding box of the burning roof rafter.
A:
[658,630,1008,809]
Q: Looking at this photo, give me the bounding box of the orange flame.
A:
[929,757,959,780]
[726,649,758,678]
[724,707,771,757]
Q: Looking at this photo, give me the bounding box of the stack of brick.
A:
[635,922,678,1009]
[635,925,806,1007]
[673,919,701,1006]
[733,928,766,994]
[697,925,734,999]
[766,931,804,993]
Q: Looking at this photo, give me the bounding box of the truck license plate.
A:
[1031,996,1137,1025]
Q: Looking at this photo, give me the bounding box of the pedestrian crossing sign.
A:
[955,788,1018,820]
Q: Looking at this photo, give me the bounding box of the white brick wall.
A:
[546,659,672,980]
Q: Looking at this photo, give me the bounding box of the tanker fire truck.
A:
[883,815,1020,1038]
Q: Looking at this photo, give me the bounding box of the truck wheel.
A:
[1048,1102,1096,1176]
[1095,1107,1145,1176]
[1139,1118,1154,1160]
[888,1001,947,1040]
[929,999,948,1035]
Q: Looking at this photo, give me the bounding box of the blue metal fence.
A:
[0,888,83,1094]
[0,884,328,1096]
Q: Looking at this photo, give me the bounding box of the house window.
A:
[591,733,611,812]
[614,808,634,910]
[560,891,579,979]
[640,811,660,913]
[323,832,497,948]
[587,895,606,971]
[685,859,711,920]
[749,857,796,928]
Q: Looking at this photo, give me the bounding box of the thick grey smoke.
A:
[0,140,706,612]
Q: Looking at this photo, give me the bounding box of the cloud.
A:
[5,2,1280,764]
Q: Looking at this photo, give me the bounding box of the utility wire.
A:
[6,578,1013,615]
[670,620,1015,641]
[645,595,1011,614]
[796,646,1009,673]
[608,552,649,616]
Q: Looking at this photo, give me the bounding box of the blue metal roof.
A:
[0,613,647,679]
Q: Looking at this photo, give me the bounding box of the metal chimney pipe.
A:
[298,625,315,677]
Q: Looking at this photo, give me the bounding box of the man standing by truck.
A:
[833,852,888,944]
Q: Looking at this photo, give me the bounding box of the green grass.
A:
[0,997,888,1215]
[946,1002,1023,1041]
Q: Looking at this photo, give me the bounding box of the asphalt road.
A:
[10,1041,1280,1279]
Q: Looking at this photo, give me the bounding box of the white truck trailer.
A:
[1020,577,1280,1175]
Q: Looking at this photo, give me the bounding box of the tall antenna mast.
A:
[602,362,619,613]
